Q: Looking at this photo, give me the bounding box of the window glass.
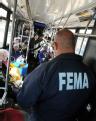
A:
[79,29,85,34]
[2,0,8,6]
[75,37,83,54]
[86,29,92,34]
[75,37,88,56]
[10,14,12,21]
[69,29,76,33]
[0,8,7,17]
[79,38,88,56]
[0,20,6,48]
[7,22,12,45]
[75,29,92,56]
[79,29,92,34]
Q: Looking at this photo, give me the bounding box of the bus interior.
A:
[0,0,96,121]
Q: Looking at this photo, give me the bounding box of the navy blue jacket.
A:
[17,53,96,121]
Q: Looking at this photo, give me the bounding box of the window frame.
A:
[0,3,12,48]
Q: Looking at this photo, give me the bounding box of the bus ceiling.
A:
[1,0,96,28]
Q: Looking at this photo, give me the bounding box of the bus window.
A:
[75,29,92,56]
[75,37,84,55]
[69,29,76,33]
[0,8,7,48]
[79,29,92,34]
[1,0,8,7]
[79,37,88,56]
[0,20,6,48]
[0,8,7,17]
[7,22,12,45]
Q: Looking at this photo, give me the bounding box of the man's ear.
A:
[54,42,58,50]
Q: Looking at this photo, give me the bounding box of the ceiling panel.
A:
[6,0,29,19]
[5,0,96,27]
[28,0,96,25]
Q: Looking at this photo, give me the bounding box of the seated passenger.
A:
[17,29,96,121]
[0,49,9,61]
[12,37,21,59]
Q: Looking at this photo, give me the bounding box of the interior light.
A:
[54,9,59,14]
[46,0,50,7]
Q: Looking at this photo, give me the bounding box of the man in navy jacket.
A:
[17,29,96,121]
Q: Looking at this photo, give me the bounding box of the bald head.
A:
[53,29,75,56]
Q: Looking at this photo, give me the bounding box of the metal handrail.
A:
[75,33,96,38]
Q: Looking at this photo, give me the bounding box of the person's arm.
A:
[17,63,46,109]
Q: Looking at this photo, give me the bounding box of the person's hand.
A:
[11,80,23,94]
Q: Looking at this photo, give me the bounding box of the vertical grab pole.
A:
[21,24,24,42]
[5,0,17,102]
[26,23,33,63]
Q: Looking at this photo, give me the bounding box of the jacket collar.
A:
[55,53,82,61]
